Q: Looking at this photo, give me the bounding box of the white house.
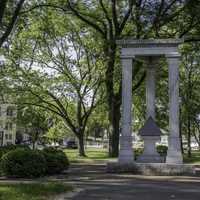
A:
[0,103,17,146]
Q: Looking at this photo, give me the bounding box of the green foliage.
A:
[17,106,49,147]
[0,149,46,178]
[134,145,168,159]
[0,145,16,159]
[134,148,144,160]
[42,147,69,174]
[0,144,30,159]
[156,145,168,157]
[0,146,69,177]
[45,120,71,142]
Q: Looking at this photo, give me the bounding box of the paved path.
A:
[1,163,200,200]
[61,163,200,200]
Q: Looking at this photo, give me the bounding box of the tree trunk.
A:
[179,109,184,154]
[180,122,184,154]
[199,129,200,151]
[187,116,191,158]
[32,140,36,150]
[109,103,121,157]
[78,134,86,157]
[105,43,122,157]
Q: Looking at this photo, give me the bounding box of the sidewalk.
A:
[65,163,200,200]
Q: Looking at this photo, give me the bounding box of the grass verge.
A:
[0,182,73,200]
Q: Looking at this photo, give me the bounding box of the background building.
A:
[0,103,17,146]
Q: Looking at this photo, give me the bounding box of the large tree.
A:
[4,12,103,156]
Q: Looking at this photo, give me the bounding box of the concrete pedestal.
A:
[107,162,196,176]
[137,136,163,163]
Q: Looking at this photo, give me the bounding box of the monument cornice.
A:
[117,38,183,48]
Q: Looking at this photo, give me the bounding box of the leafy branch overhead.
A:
[0,0,25,47]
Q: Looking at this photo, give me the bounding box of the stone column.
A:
[146,57,157,120]
[118,57,134,164]
[166,55,183,164]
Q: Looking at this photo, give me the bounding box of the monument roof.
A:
[116,38,183,47]
[117,38,183,57]
[139,117,162,136]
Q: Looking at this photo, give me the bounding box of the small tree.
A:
[45,120,70,144]
[17,106,49,149]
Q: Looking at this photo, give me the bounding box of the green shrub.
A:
[156,145,168,156]
[42,147,69,174]
[43,146,62,153]
[0,144,30,159]
[134,148,144,160]
[0,149,46,178]
[0,145,16,159]
[14,144,30,150]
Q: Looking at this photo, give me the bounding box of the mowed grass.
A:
[184,151,200,165]
[0,182,73,200]
[65,147,200,165]
[64,147,116,163]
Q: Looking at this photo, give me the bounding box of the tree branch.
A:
[67,0,106,37]
[0,0,25,47]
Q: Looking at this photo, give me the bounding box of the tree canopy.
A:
[0,0,200,157]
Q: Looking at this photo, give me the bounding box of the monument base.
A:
[166,150,183,164]
[106,162,196,176]
[137,154,165,163]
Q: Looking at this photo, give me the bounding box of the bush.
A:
[156,145,168,156]
[134,148,144,160]
[0,145,16,159]
[42,147,69,174]
[0,149,46,178]
[0,144,30,159]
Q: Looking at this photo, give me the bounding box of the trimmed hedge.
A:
[0,144,30,159]
[134,148,143,160]
[134,145,168,160]
[0,147,69,178]
[156,145,168,156]
[0,149,46,178]
[42,147,69,174]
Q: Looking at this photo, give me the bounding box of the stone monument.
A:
[117,39,183,165]
[107,39,195,175]
[137,117,163,163]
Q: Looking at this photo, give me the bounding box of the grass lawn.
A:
[0,182,73,200]
[65,147,200,165]
[184,151,200,165]
[64,147,116,163]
